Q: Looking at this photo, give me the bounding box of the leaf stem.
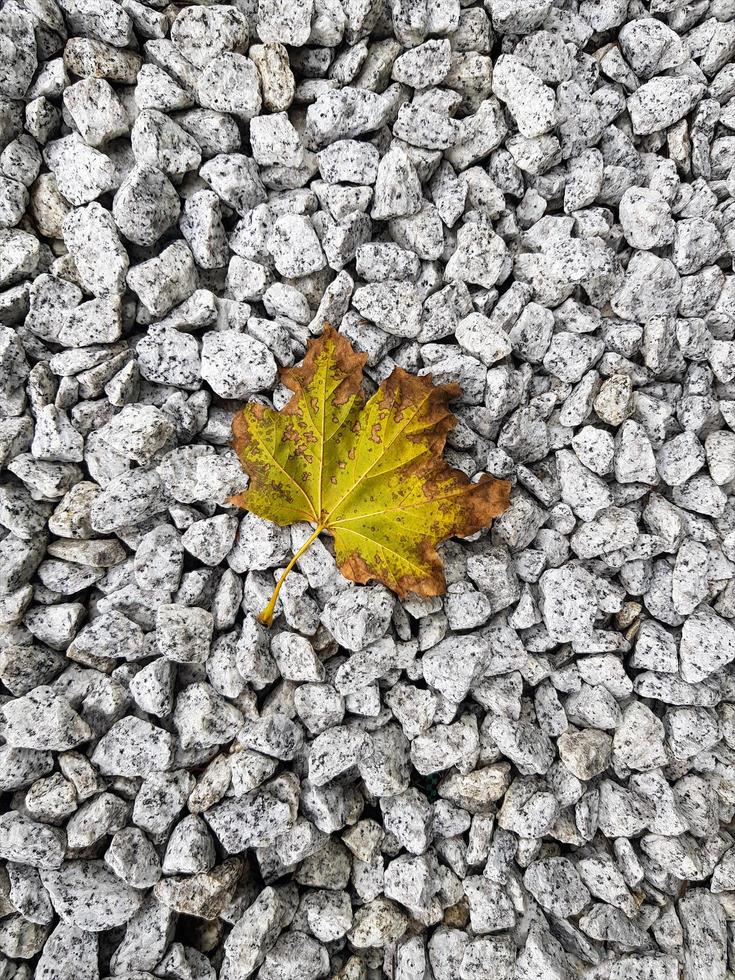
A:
[258,523,326,627]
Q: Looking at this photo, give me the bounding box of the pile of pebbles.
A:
[2,0,735,976]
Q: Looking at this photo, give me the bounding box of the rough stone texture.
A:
[1,0,735,976]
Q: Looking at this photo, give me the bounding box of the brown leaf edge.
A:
[281,324,367,413]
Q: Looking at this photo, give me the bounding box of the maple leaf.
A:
[231,327,511,626]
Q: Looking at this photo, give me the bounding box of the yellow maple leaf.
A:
[231,326,511,625]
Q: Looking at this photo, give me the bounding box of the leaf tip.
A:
[455,473,512,541]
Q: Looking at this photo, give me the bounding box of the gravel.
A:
[2,0,735,977]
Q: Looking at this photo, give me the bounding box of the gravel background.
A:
[1,0,735,977]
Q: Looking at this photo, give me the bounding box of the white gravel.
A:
[1,0,735,977]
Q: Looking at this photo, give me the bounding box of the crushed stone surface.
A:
[1,0,735,977]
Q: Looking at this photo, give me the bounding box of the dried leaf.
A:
[231,327,511,625]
